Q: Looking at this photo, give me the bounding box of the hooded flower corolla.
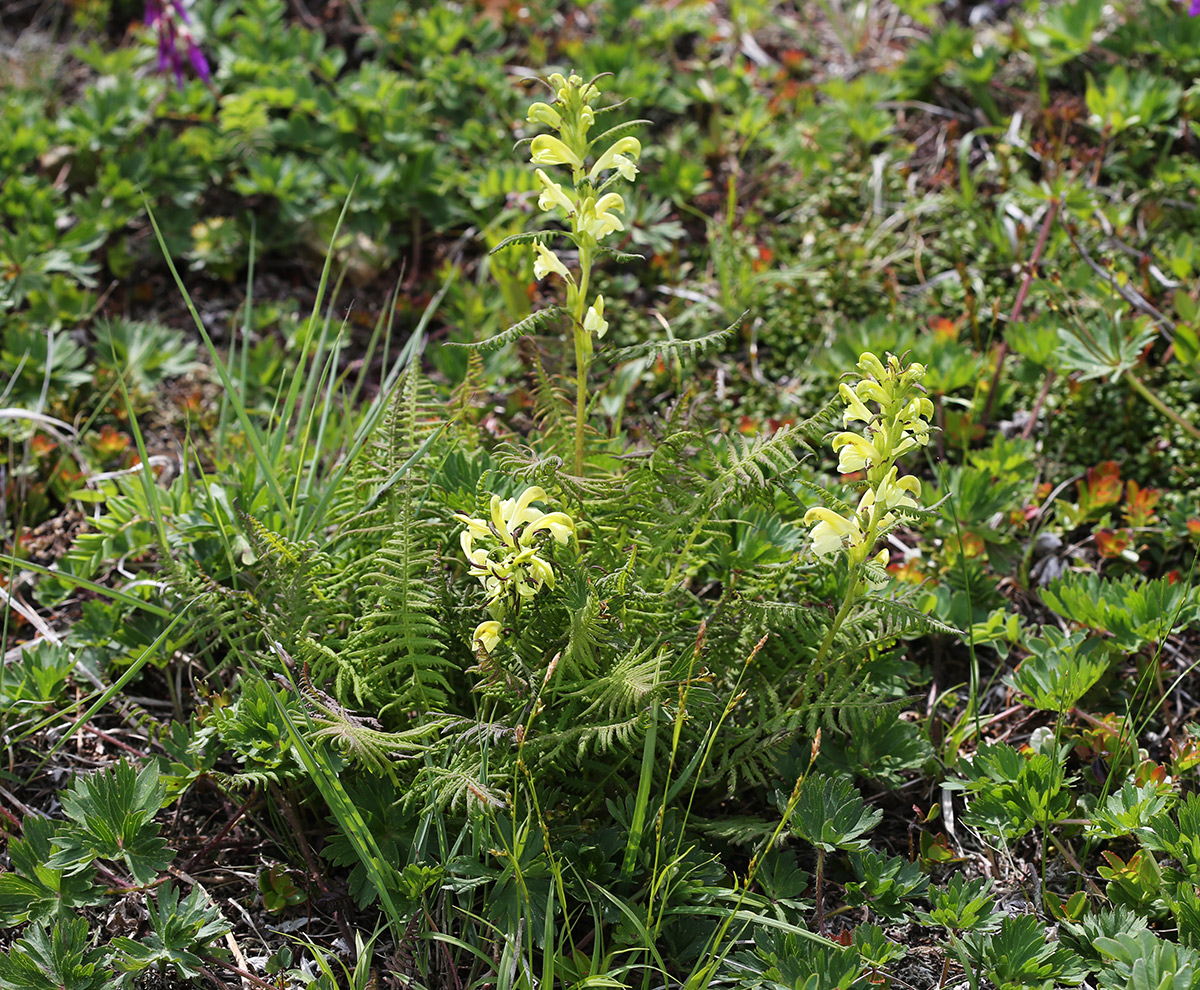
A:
[583,296,608,338]
[526,102,562,129]
[472,620,503,654]
[589,137,642,183]
[577,193,625,241]
[804,505,866,559]
[534,241,571,281]
[535,170,576,217]
[145,0,210,88]
[456,487,575,609]
[531,134,583,171]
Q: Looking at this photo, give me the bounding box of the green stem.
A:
[815,846,826,934]
[1124,370,1200,443]
[572,244,593,477]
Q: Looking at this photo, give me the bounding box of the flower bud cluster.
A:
[804,352,933,576]
[455,486,575,654]
[524,73,642,343]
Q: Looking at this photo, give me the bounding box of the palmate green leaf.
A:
[1089,780,1175,840]
[1095,930,1200,990]
[746,929,863,990]
[0,916,111,990]
[112,882,231,980]
[962,914,1087,990]
[788,773,882,853]
[1055,314,1156,384]
[845,849,929,921]
[0,817,103,926]
[1004,628,1111,713]
[918,875,1000,934]
[48,759,172,886]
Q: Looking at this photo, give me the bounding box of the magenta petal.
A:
[187,44,211,84]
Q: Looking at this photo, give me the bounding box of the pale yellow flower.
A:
[589,136,641,183]
[839,382,875,427]
[531,134,583,170]
[535,169,575,217]
[533,242,571,281]
[527,101,562,129]
[831,432,882,474]
[577,193,625,241]
[583,296,608,338]
[803,506,865,558]
[473,620,503,653]
[455,487,576,609]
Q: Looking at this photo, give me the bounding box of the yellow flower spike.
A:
[534,169,575,217]
[533,242,571,282]
[831,432,880,474]
[526,101,562,129]
[839,382,875,427]
[583,295,608,338]
[473,620,503,653]
[589,136,642,183]
[530,134,583,170]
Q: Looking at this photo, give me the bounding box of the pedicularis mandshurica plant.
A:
[512,72,646,475]
[801,352,940,684]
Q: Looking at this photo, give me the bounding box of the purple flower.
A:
[145,0,211,88]
[1190,0,1200,15]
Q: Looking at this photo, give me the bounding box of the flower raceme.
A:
[523,72,642,342]
[804,352,933,571]
[455,486,575,619]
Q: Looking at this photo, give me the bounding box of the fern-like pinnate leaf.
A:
[445,306,570,352]
[602,317,741,367]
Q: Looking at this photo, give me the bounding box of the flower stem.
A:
[572,244,593,477]
[1124,370,1200,443]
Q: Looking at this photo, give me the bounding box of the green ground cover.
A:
[4,0,1200,986]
